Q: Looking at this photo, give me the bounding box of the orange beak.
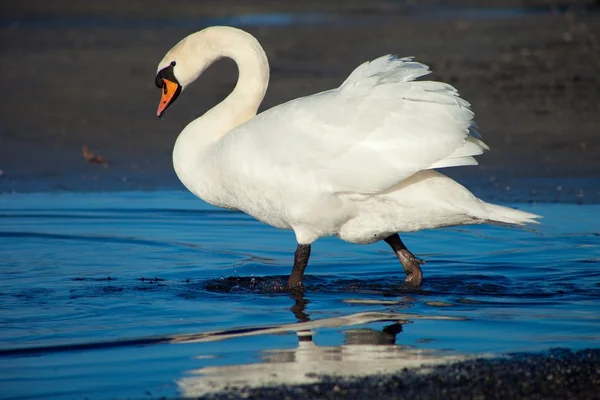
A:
[157,78,181,117]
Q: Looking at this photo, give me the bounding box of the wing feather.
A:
[219,55,488,194]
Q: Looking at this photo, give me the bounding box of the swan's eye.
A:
[155,75,164,89]
[155,62,177,89]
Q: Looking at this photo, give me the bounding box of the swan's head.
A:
[155,60,183,117]
[155,30,216,117]
[155,27,267,117]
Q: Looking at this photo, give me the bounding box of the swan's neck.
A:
[173,27,269,197]
[201,28,269,131]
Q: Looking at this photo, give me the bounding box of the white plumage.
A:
[156,26,540,288]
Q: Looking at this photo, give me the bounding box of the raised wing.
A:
[219,55,488,194]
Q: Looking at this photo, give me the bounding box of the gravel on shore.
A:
[199,348,600,400]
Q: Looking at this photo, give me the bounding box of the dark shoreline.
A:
[199,347,600,400]
[1,1,599,195]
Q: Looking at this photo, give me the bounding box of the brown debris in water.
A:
[82,145,108,165]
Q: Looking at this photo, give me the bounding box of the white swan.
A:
[155,26,540,289]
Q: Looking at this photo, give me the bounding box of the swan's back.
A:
[216,55,488,196]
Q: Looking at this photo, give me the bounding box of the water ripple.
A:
[0,191,599,399]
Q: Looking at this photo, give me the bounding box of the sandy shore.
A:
[0,1,599,200]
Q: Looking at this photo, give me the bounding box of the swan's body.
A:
[156,26,540,288]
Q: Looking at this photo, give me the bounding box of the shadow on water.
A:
[0,191,599,398]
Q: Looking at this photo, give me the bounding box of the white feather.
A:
[162,27,540,246]
[220,55,485,195]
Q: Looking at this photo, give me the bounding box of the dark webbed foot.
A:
[384,233,425,287]
[397,248,424,287]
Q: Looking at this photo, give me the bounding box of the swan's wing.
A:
[220,55,488,194]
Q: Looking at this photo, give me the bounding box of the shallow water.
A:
[0,191,599,399]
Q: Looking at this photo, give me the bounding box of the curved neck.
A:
[186,27,269,138]
[172,27,269,197]
[219,30,270,128]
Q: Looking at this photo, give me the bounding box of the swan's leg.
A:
[288,244,311,290]
[384,234,424,287]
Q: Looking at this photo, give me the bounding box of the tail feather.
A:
[482,203,541,225]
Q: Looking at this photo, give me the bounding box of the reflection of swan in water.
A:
[178,321,466,397]
[261,322,405,366]
[273,294,407,365]
[176,299,466,397]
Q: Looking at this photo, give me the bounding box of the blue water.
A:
[0,191,599,399]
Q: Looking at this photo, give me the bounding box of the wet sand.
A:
[202,348,600,400]
[1,0,599,199]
